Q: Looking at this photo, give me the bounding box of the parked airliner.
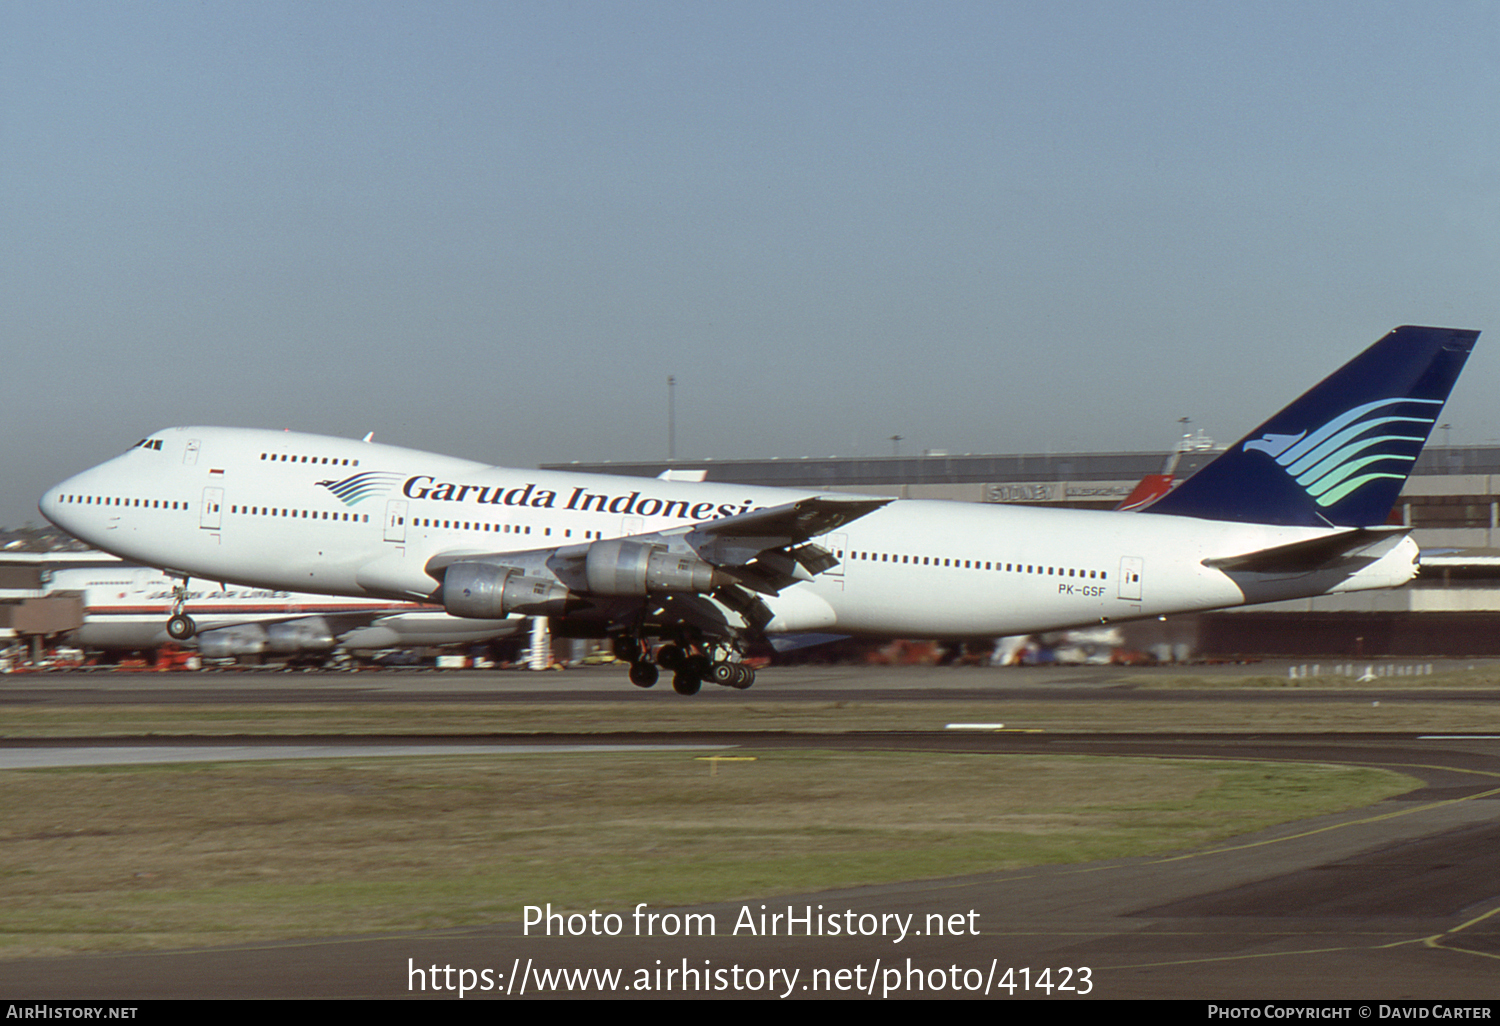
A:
[40,326,1477,694]
[43,565,522,660]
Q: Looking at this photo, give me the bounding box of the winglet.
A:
[1144,326,1479,527]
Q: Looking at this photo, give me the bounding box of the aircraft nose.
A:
[40,471,89,534]
[39,480,71,528]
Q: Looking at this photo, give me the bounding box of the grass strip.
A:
[0,750,1413,957]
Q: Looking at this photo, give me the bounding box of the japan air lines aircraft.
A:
[42,565,523,660]
[40,326,1477,694]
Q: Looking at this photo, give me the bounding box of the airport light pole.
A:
[668,375,676,461]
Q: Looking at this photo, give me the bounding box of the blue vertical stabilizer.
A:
[1144,326,1479,527]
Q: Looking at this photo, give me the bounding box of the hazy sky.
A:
[5,1,1498,528]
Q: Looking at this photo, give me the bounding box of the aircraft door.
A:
[384,500,408,543]
[183,439,200,465]
[200,487,223,530]
[1118,556,1143,601]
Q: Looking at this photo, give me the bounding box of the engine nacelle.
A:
[584,539,723,596]
[443,562,573,619]
[197,624,268,658]
[264,617,336,654]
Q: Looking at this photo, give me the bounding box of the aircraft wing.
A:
[427,495,886,581]
[683,495,890,541]
[192,606,524,658]
[677,495,890,590]
[424,495,890,634]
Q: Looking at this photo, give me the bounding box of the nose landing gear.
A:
[165,577,196,640]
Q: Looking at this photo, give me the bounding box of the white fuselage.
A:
[40,426,1420,639]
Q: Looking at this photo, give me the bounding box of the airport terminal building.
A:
[545,443,1500,658]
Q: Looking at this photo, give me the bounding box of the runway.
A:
[2,665,1499,999]
[0,658,1491,705]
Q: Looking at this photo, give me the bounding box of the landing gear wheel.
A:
[166,576,194,641]
[730,664,755,689]
[710,662,738,687]
[655,643,685,671]
[672,671,702,696]
[612,635,645,663]
[628,661,659,688]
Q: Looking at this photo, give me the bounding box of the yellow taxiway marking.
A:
[695,755,758,777]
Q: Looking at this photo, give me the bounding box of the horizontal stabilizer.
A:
[1202,526,1410,574]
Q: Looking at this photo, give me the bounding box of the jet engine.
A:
[583,539,725,596]
[196,618,337,658]
[196,624,268,659]
[441,541,727,620]
[442,563,574,619]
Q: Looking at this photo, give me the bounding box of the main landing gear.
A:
[613,636,755,695]
[165,576,196,641]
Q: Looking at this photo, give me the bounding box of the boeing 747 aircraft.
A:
[43,565,523,661]
[40,326,1477,694]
